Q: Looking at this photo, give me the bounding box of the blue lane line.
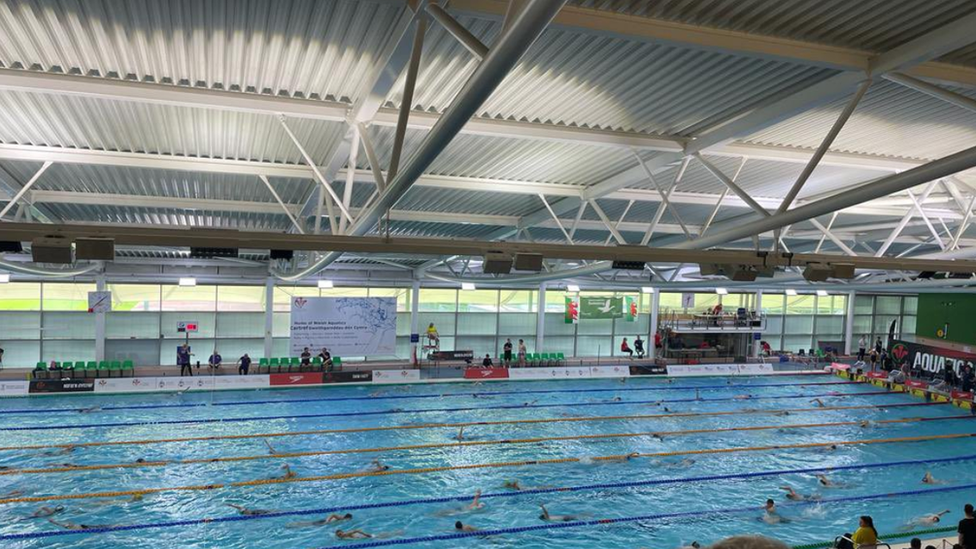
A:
[0,380,854,415]
[0,389,900,432]
[5,453,976,541]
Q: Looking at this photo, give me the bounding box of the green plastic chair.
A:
[312,357,323,372]
[97,360,111,378]
[122,360,134,377]
[34,361,48,379]
[332,357,342,371]
[289,357,301,371]
[60,361,72,370]
[259,357,269,366]
[556,352,566,365]
[110,361,122,377]
[540,353,550,367]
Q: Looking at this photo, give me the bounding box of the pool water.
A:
[1,374,974,549]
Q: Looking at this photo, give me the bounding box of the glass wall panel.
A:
[499,290,537,312]
[43,312,95,339]
[0,311,40,340]
[763,294,786,315]
[854,295,874,315]
[784,316,814,333]
[458,290,499,313]
[783,335,813,353]
[108,284,161,311]
[786,295,816,315]
[0,340,39,367]
[216,313,265,338]
[217,286,265,312]
[106,312,160,339]
[903,296,918,315]
[875,296,902,315]
[161,285,216,311]
[160,312,217,338]
[544,313,576,336]
[0,283,41,311]
[576,336,612,357]
[419,289,457,312]
[43,340,95,363]
[43,283,96,311]
[577,318,613,335]
[320,287,369,298]
[499,313,536,335]
[456,313,497,335]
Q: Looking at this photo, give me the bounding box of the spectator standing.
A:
[0,345,4,369]
[874,337,883,355]
[517,339,527,367]
[962,366,974,392]
[482,354,493,367]
[620,338,634,359]
[503,339,513,367]
[177,344,193,377]
[959,503,976,549]
[208,350,222,371]
[868,350,878,372]
[238,353,252,375]
[654,331,662,351]
[634,336,645,359]
[318,348,333,371]
[857,335,867,362]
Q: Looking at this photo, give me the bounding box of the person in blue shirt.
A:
[208,350,222,371]
[238,353,252,375]
[177,344,193,376]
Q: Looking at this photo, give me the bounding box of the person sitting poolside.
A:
[621,338,634,359]
[208,350,222,370]
[851,515,879,548]
[634,336,645,359]
[237,353,252,376]
[318,348,333,370]
[300,347,312,367]
[426,323,439,343]
[482,354,493,367]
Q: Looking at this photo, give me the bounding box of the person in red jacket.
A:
[621,338,634,359]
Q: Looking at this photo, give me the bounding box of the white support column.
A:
[536,282,546,353]
[264,278,274,359]
[648,291,660,359]
[753,290,762,358]
[844,290,856,356]
[410,280,421,365]
[95,273,106,362]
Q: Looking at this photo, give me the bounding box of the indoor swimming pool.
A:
[0,374,973,548]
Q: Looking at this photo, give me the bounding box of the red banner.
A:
[464,368,509,380]
[270,372,324,386]
[951,390,974,401]
[905,379,929,389]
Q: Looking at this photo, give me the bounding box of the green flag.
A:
[564,296,579,324]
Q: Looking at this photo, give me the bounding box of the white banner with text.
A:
[290,297,397,357]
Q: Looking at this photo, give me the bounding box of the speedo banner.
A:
[889,339,976,375]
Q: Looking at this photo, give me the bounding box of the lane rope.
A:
[0,380,856,415]
[3,431,975,505]
[4,414,972,476]
[5,452,976,541]
[0,401,938,452]
[0,389,900,432]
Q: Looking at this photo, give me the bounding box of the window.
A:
[0,283,41,311]
[161,285,216,311]
[217,286,265,312]
[369,288,411,312]
[785,295,815,315]
[458,290,499,313]
[43,283,96,311]
[108,284,161,311]
[419,289,457,312]
[273,286,319,312]
[499,290,537,312]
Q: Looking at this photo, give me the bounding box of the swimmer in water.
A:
[272,464,296,480]
[539,504,579,522]
[779,486,818,501]
[365,459,390,473]
[774,411,791,417]
[48,519,117,531]
[762,499,788,524]
[78,405,101,413]
[434,490,484,516]
[455,520,480,532]
[735,394,752,400]
[453,427,465,441]
[466,490,484,511]
[336,529,372,539]
[859,420,874,428]
[226,504,274,516]
[522,400,538,406]
[608,396,623,402]
[3,489,24,498]
[905,510,950,528]
[41,445,76,457]
[922,471,944,484]
[264,440,278,455]
[30,505,64,518]
[810,398,826,408]
[503,480,522,491]
[287,513,352,528]
[817,474,836,488]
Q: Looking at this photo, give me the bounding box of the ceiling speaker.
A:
[483,252,513,275]
[190,247,239,259]
[513,253,543,272]
[75,238,114,261]
[270,249,294,260]
[803,263,832,282]
[31,237,73,264]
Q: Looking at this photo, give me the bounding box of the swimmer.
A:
[905,510,950,528]
[129,492,147,503]
[774,411,791,417]
[522,400,538,406]
[41,445,76,457]
[652,433,665,441]
[817,474,836,488]
[78,405,101,413]
[780,486,804,501]
[859,420,874,428]
[818,444,839,453]
[336,529,372,539]
[455,520,480,532]
[264,440,278,455]
[466,489,484,511]
[365,459,390,473]
[678,543,702,549]
[3,489,25,498]
[735,394,752,400]
[226,504,274,516]
[48,519,116,531]
[922,471,944,485]
[287,513,353,528]
[453,427,465,441]
[30,505,64,518]
[608,396,623,402]
[539,504,579,522]
[503,480,522,491]
[272,464,296,480]
[810,398,826,408]
[761,499,788,524]
[173,386,190,396]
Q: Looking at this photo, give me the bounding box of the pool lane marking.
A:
[4,455,976,542]
[3,431,975,505]
[0,389,902,432]
[0,401,939,452]
[4,414,973,476]
[0,380,857,415]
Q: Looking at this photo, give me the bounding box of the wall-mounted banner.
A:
[29,379,95,393]
[372,369,421,384]
[564,296,579,324]
[578,296,633,320]
[290,297,396,356]
[889,339,976,375]
[0,381,29,397]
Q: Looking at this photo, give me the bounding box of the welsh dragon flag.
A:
[624,296,637,322]
[565,296,579,324]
